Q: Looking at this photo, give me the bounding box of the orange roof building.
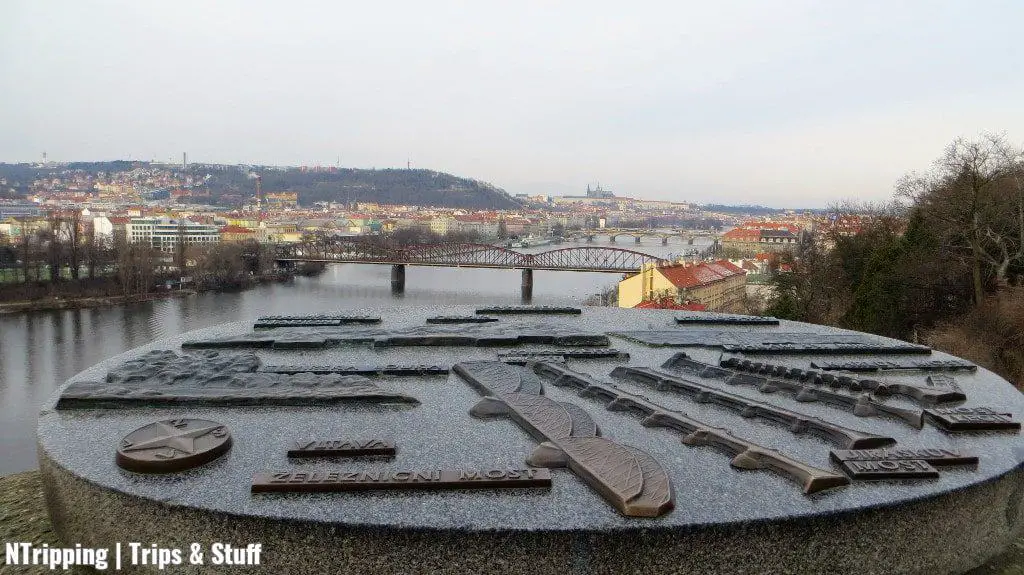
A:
[618,260,747,312]
[220,225,257,243]
[722,224,801,254]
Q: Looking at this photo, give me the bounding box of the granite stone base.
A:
[36,307,1024,574]
[40,449,1024,575]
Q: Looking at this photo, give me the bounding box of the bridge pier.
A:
[390,264,405,294]
[521,268,533,302]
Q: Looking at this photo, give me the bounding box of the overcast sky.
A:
[2,1,1022,207]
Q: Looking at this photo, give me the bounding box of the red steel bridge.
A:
[273,240,670,298]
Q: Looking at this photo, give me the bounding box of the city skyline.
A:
[2,1,1023,208]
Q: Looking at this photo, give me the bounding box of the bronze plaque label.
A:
[614,331,931,354]
[116,418,232,473]
[810,359,977,372]
[674,312,779,325]
[926,407,1021,432]
[475,306,582,315]
[288,439,396,457]
[839,459,939,480]
[251,468,552,493]
[830,448,978,467]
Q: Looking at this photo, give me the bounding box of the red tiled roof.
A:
[656,261,745,289]
[723,228,761,241]
[711,260,744,274]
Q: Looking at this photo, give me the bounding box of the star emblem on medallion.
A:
[122,421,225,456]
[116,418,233,473]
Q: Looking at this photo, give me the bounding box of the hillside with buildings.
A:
[0,162,521,210]
[196,166,521,209]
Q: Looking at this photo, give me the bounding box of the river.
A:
[0,237,705,475]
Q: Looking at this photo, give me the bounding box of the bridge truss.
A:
[274,241,666,273]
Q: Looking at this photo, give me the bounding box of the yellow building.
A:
[429,216,454,236]
[226,215,260,229]
[0,216,49,239]
[265,192,299,209]
[259,223,302,243]
[618,260,747,312]
[220,225,258,243]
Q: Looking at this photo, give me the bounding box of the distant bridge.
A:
[562,229,721,245]
[273,240,671,299]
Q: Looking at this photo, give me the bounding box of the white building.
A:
[126,217,220,252]
[93,216,114,239]
[453,215,499,237]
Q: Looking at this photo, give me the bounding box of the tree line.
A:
[0,214,282,302]
[764,133,1024,384]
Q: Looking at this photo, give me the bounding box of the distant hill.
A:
[0,162,522,210]
[200,167,521,209]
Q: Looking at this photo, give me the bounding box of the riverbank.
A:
[0,469,1019,574]
[0,271,310,315]
[0,290,198,314]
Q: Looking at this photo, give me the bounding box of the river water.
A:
[0,237,702,475]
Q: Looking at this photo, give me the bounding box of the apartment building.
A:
[126,217,220,252]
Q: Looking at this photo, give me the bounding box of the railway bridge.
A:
[273,240,670,299]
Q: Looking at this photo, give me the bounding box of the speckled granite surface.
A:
[36,305,1024,573]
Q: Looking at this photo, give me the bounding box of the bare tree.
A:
[192,244,245,289]
[65,210,83,280]
[175,219,187,274]
[18,226,34,282]
[85,220,99,279]
[116,237,134,295]
[115,238,157,297]
[988,140,1024,286]
[45,211,63,283]
[897,133,1024,303]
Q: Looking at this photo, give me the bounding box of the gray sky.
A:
[2,1,1022,207]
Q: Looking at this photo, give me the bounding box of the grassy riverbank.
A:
[0,270,309,315]
[0,470,1021,574]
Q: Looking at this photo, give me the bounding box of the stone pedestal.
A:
[37,306,1024,574]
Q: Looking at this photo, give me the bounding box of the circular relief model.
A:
[38,306,1024,574]
[116,418,232,473]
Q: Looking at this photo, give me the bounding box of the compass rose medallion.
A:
[116,418,232,473]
